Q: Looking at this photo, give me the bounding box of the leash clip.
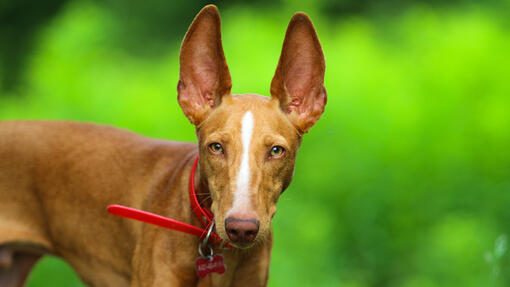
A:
[195,221,226,277]
[198,222,215,260]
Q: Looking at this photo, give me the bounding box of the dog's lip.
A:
[216,232,256,249]
[226,241,256,249]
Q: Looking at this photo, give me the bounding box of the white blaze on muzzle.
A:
[229,111,254,215]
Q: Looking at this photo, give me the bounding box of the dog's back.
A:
[0,121,197,286]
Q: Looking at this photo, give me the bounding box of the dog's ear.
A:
[177,5,231,125]
[270,12,326,134]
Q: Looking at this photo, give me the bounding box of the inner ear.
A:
[177,5,231,125]
[270,12,326,134]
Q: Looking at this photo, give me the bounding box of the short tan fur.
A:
[0,4,326,287]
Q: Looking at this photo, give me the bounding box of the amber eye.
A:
[208,143,224,154]
[269,146,285,158]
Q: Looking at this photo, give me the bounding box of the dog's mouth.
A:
[225,239,257,249]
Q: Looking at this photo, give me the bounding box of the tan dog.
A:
[0,4,326,287]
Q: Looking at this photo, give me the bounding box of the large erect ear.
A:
[177,5,231,125]
[271,12,326,134]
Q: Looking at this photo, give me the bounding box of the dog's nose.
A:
[225,217,259,243]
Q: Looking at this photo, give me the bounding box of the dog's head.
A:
[177,5,326,248]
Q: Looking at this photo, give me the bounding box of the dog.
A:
[0,4,326,286]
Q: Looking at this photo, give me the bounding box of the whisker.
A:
[198,196,211,206]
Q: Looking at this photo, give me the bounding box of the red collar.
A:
[188,155,214,227]
[107,155,230,248]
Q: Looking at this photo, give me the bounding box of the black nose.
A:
[225,217,260,243]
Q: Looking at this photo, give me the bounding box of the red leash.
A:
[107,155,230,248]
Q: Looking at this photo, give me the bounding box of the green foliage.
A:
[0,1,508,286]
[27,256,84,286]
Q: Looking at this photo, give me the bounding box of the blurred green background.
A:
[1,0,509,286]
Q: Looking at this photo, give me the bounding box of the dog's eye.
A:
[269,146,285,158]
[209,143,224,154]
